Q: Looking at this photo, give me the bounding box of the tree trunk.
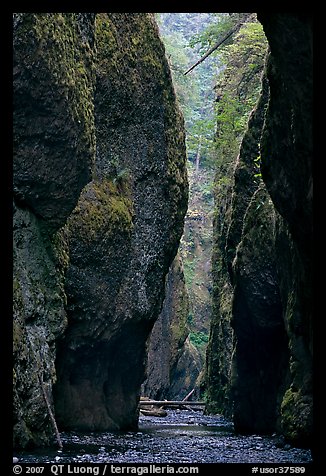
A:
[195,136,202,173]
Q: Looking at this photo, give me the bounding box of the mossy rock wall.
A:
[53,13,188,431]
[142,253,202,400]
[205,79,269,417]
[13,12,187,446]
[258,13,313,446]
[13,13,96,449]
[13,13,95,232]
[231,186,290,433]
[207,14,312,447]
[13,207,70,448]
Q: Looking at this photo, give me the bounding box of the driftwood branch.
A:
[182,388,195,401]
[38,374,63,450]
[26,334,63,450]
[184,14,254,76]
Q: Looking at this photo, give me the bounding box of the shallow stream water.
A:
[15,410,312,464]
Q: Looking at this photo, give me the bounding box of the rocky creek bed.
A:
[15,410,312,464]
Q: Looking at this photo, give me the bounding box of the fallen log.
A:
[139,400,205,407]
[140,407,168,417]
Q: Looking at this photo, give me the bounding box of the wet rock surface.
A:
[13,13,96,448]
[53,13,188,433]
[15,411,312,464]
[143,254,202,401]
[206,14,313,447]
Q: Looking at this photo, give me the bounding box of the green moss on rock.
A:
[13,204,69,448]
[67,179,134,244]
[23,13,95,148]
[281,388,313,445]
[13,13,96,231]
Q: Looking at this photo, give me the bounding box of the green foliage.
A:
[182,257,197,287]
[186,117,216,168]
[156,13,218,167]
[253,153,262,183]
[218,21,268,99]
[188,13,235,52]
[163,14,267,175]
[159,28,197,119]
[212,18,268,180]
[189,331,209,348]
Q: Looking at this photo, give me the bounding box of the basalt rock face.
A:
[13,13,96,448]
[206,79,270,418]
[142,254,202,401]
[225,79,291,434]
[13,12,187,446]
[258,14,313,446]
[207,14,312,447]
[53,13,188,431]
[231,185,290,434]
[13,13,95,232]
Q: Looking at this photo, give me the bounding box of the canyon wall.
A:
[258,13,313,445]
[13,13,188,446]
[13,13,96,448]
[206,13,313,447]
[142,253,202,400]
